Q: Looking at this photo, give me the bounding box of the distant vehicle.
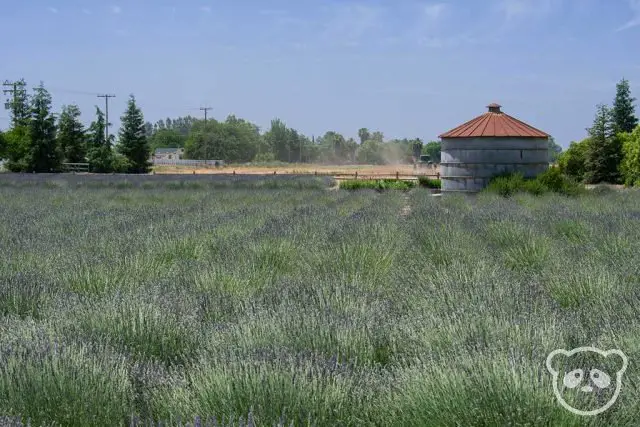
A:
[419,155,433,164]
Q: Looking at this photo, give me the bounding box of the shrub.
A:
[485,173,526,197]
[485,169,584,197]
[340,179,415,191]
[417,176,441,189]
[558,138,589,182]
[111,153,133,174]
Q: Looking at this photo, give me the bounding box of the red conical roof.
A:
[439,103,549,138]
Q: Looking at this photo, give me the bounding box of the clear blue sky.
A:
[1,0,639,147]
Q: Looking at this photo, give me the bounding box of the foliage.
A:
[111,153,133,174]
[87,107,114,173]
[27,84,59,173]
[417,176,441,189]
[252,152,276,163]
[148,128,185,151]
[184,116,260,163]
[558,138,589,181]
[57,105,86,164]
[117,95,151,174]
[585,104,622,184]
[355,139,384,164]
[485,168,584,197]
[620,125,640,187]
[422,141,441,164]
[340,179,416,190]
[613,78,639,134]
[2,127,31,172]
[0,130,4,160]
[147,115,196,137]
[358,128,371,144]
[547,137,563,163]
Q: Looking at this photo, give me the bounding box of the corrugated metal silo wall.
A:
[440,137,549,193]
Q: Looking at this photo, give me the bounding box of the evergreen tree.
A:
[28,83,59,172]
[585,104,622,184]
[57,105,87,163]
[613,78,638,134]
[87,107,114,173]
[620,125,640,186]
[117,95,150,173]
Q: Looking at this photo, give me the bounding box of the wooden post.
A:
[396,171,399,180]
[314,171,317,176]
[193,170,195,175]
[274,171,276,175]
[355,171,358,179]
[233,170,236,176]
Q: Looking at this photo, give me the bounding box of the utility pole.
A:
[200,107,212,161]
[97,94,116,143]
[200,106,212,123]
[3,80,28,127]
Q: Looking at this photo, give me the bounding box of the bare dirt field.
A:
[153,163,440,179]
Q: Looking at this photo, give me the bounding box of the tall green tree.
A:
[558,138,590,182]
[613,78,638,134]
[585,104,622,184]
[57,105,86,163]
[87,107,114,173]
[264,118,290,162]
[356,139,384,164]
[148,128,185,151]
[117,95,150,173]
[2,127,30,172]
[358,128,370,145]
[184,116,260,163]
[28,83,59,172]
[620,125,640,186]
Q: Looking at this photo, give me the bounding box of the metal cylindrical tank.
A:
[438,103,550,193]
[440,137,549,192]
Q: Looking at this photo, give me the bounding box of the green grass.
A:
[340,179,416,190]
[1,176,640,426]
[417,176,442,189]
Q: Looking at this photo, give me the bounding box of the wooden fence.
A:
[62,163,90,173]
[153,170,440,180]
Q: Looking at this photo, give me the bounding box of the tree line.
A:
[0,78,592,174]
[0,80,150,173]
[558,78,640,186]
[145,115,441,165]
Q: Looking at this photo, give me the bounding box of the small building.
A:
[153,148,184,161]
[438,103,550,193]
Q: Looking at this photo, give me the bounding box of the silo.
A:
[438,103,550,193]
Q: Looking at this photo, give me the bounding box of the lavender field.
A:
[1,175,640,426]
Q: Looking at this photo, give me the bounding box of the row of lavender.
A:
[1,179,640,425]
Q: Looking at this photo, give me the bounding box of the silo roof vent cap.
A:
[487,103,502,113]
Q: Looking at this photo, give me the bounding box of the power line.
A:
[97,94,116,143]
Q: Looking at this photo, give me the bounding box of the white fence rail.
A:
[152,159,225,167]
